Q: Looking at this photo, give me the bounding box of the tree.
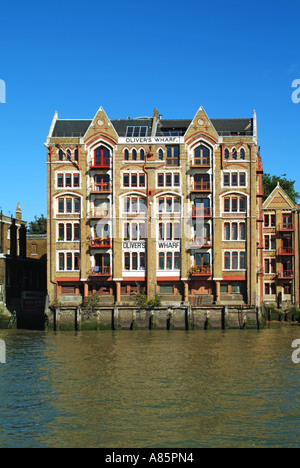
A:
[27,214,47,234]
[262,173,300,203]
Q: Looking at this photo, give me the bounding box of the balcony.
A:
[192,207,212,218]
[90,183,111,194]
[256,156,264,173]
[192,182,211,193]
[90,158,110,170]
[257,182,264,197]
[89,210,110,219]
[90,237,111,248]
[89,266,111,277]
[278,223,294,231]
[190,265,212,276]
[191,158,211,168]
[166,157,180,167]
[278,246,295,255]
[277,270,294,279]
[189,237,212,249]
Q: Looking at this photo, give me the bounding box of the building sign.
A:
[119,136,183,145]
[123,241,146,250]
[122,241,180,251]
[157,241,180,250]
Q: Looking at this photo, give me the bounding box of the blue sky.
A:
[0,0,300,222]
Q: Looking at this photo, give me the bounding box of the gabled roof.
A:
[263,183,297,210]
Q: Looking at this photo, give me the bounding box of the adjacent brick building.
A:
[45,106,271,307]
[0,205,47,309]
[262,184,299,307]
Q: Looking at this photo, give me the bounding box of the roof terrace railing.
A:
[217,131,253,136]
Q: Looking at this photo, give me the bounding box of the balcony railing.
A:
[192,182,211,192]
[190,265,212,276]
[190,237,212,248]
[89,266,111,276]
[278,247,295,255]
[192,207,212,218]
[89,210,110,219]
[191,158,211,168]
[278,223,294,231]
[91,183,111,193]
[257,182,264,197]
[166,158,180,166]
[90,158,110,169]
[256,157,264,173]
[277,270,294,279]
[90,237,111,248]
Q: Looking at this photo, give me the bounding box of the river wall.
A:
[45,305,264,331]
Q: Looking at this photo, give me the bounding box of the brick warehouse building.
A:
[46,106,267,307]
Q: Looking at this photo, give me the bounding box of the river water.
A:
[0,327,300,448]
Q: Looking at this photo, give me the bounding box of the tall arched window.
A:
[194,145,210,166]
[94,146,110,168]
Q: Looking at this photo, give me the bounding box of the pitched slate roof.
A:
[50,116,253,137]
[211,118,253,135]
[52,120,92,137]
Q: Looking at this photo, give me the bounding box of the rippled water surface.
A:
[0,327,300,448]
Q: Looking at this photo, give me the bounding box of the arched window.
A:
[94,146,110,168]
[240,148,245,160]
[194,145,210,166]
[158,149,164,160]
[232,148,237,160]
[124,149,129,161]
[132,149,137,161]
[224,148,229,160]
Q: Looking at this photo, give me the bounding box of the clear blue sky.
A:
[0,0,300,222]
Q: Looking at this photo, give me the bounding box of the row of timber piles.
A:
[46,305,264,331]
